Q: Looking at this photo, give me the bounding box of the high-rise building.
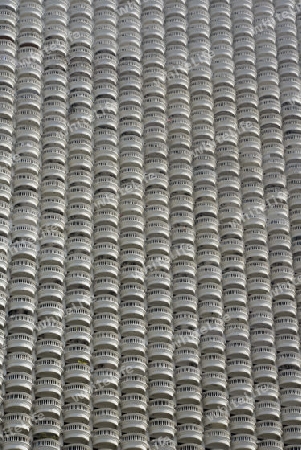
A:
[1,0,301,448]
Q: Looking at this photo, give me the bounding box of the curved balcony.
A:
[64,382,91,405]
[5,371,32,393]
[253,364,277,383]
[35,397,61,418]
[251,327,275,346]
[7,311,36,333]
[274,317,298,335]
[227,358,252,378]
[204,429,230,449]
[3,434,30,450]
[8,295,35,314]
[202,371,227,391]
[203,390,228,409]
[121,336,145,355]
[6,333,34,352]
[3,391,32,412]
[148,306,173,325]
[231,434,257,450]
[122,393,148,412]
[121,413,148,433]
[277,351,301,368]
[175,366,200,386]
[64,324,91,344]
[94,295,119,314]
[200,335,224,355]
[35,377,62,399]
[33,418,61,439]
[120,373,147,394]
[120,433,148,450]
[36,338,63,358]
[201,353,226,372]
[93,407,119,428]
[35,356,62,378]
[93,242,118,260]
[65,271,91,290]
[120,355,147,374]
[93,348,119,369]
[280,386,301,406]
[282,406,301,425]
[93,312,118,332]
[148,323,173,343]
[63,423,90,444]
[93,329,118,350]
[64,363,90,383]
[92,428,119,448]
[120,282,144,301]
[148,378,174,400]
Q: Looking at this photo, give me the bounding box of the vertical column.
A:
[274,0,301,446]
[32,0,69,449]
[0,0,18,423]
[118,2,148,450]
[187,1,227,449]
[206,2,235,449]
[2,0,42,448]
[254,1,301,449]
[33,1,67,449]
[232,0,283,449]
[143,0,174,448]
[62,0,94,448]
[165,0,204,448]
[91,0,120,449]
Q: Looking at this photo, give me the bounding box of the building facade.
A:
[1,0,301,449]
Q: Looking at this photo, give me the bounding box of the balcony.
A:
[93,348,118,368]
[64,383,91,405]
[200,334,225,354]
[63,421,90,444]
[33,417,61,438]
[251,329,274,347]
[33,440,60,450]
[3,434,30,450]
[35,377,62,399]
[231,435,257,450]
[64,363,90,383]
[36,302,64,322]
[7,314,35,334]
[282,406,301,425]
[122,393,147,412]
[35,397,61,418]
[35,357,62,378]
[5,372,32,393]
[65,325,91,344]
[121,413,148,433]
[274,317,298,334]
[36,342,63,358]
[4,392,32,412]
[175,366,200,385]
[204,429,230,449]
[94,295,119,314]
[283,425,301,443]
[148,306,172,325]
[92,429,119,448]
[202,371,227,391]
[257,441,283,450]
[148,360,173,381]
[120,433,148,450]
[93,408,118,428]
[230,414,256,434]
[255,401,281,420]
[203,390,228,409]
